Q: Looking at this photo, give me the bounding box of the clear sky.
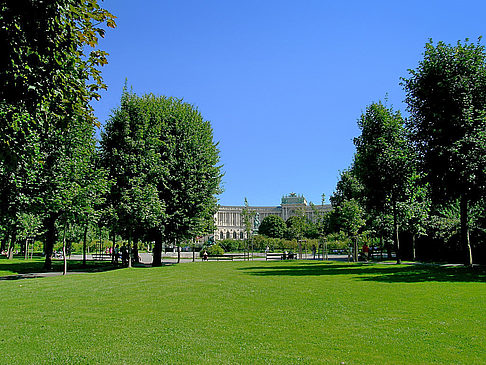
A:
[92,0,486,207]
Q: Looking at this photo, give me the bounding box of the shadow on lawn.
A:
[0,258,118,279]
[238,262,486,283]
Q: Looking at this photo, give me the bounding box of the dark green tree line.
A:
[403,38,486,265]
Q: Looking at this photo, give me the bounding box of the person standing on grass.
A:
[121,244,128,266]
[203,250,208,261]
[362,243,369,262]
[114,244,120,264]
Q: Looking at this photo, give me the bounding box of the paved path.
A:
[63,252,350,264]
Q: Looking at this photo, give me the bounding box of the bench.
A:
[266,252,298,260]
[207,255,233,261]
[92,253,113,261]
[266,253,283,260]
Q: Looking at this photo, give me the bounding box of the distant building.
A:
[214,193,331,240]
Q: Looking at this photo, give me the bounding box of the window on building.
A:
[226,231,230,239]
[240,232,244,239]
[233,231,237,239]
[220,231,224,240]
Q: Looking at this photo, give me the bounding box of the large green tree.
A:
[101,91,222,267]
[38,116,106,270]
[403,39,486,266]
[353,101,414,264]
[0,1,115,268]
[258,215,286,238]
[336,199,365,261]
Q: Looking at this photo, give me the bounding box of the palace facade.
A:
[214,193,332,240]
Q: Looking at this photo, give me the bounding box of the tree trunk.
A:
[43,214,57,270]
[82,219,88,267]
[380,235,383,260]
[412,234,416,262]
[128,234,132,268]
[393,200,401,264]
[63,221,67,275]
[111,229,116,264]
[177,243,180,264]
[0,232,8,253]
[7,228,16,260]
[152,232,162,267]
[24,239,28,260]
[460,195,473,266]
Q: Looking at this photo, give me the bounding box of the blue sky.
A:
[93,0,486,206]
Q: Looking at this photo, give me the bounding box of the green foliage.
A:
[258,215,286,238]
[207,244,224,256]
[330,169,363,208]
[403,38,486,204]
[0,0,115,268]
[353,101,414,212]
[0,0,116,126]
[325,232,351,250]
[403,38,486,265]
[217,239,242,252]
[334,199,365,238]
[353,101,414,263]
[241,198,256,240]
[101,90,222,263]
[285,211,307,240]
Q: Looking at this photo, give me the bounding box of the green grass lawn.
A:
[0,260,484,364]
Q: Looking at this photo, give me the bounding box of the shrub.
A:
[207,244,224,256]
[218,239,240,252]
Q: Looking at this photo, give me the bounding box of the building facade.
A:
[214,193,332,240]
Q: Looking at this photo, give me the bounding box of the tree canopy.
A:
[101,90,222,266]
[403,38,486,265]
[258,215,286,238]
[353,101,414,264]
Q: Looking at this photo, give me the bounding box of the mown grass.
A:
[0,260,484,364]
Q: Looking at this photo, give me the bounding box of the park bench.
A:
[266,252,283,260]
[207,255,233,261]
[92,253,113,261]
[265,252,298,260]
[225,254,247,260]
[206,254,248,261]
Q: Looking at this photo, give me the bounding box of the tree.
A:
[399,174,431,261]
[241,198,256,258]
[258,215,286,238]
[403,38,486,266]
[353,101,414,264]
[101,91,222,267]
[0,0,115,123]
[336,199,365,261]
[285,211,306,241]
[330,169,363,208]
[0,1,116,269]
[38,116,106,271]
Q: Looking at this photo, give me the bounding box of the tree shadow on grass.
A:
[238,262,486,283]
[0,258,119,278]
